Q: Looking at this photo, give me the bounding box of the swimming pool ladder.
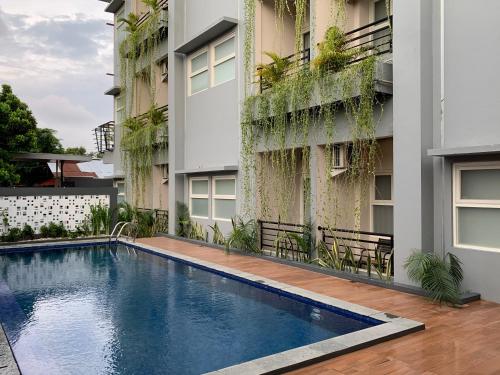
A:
[109,221,137,243]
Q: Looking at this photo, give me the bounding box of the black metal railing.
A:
[344,16,393,64]
[136,0,169,29]
[257,16,392,92]
[94,121,115,153]
[136,208,169,234]
[136,104,168,145]
[318,226,394,276]
[257,48,311,92]
[258,219,311,262]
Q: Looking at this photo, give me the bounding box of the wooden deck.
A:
[138,237,500,375]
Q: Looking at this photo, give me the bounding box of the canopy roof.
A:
[12,153,91,163]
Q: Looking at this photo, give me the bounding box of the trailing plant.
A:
[121,105,167,206]
[226,217,260,254]
[209,222,226,246]
[405,251,464,305]
[241,6,380,225]
[118,0,168,205]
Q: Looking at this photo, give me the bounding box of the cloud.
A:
[0,4,113,151]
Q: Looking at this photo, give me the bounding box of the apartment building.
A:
[100,0,500,303]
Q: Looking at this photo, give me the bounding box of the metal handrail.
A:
[116,222,137,242]
[110,221,127,242]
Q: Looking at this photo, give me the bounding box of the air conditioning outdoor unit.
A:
[330,144,348,177]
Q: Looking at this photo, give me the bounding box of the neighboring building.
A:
[101,0,500,303]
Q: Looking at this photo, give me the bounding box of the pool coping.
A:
[117,239,425,375]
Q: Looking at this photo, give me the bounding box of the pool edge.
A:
[118,239,425,375]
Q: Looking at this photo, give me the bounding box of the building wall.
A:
[432,0,500,303]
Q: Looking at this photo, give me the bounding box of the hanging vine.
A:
[118,0,168,205]
[241,0,388,229]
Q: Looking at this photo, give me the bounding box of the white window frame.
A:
[212,176,237,222]
[370,172,393,234]
[187,48,209,96]
[211,33,236,87]
[115,94,125,124]
[116,181,126,204]
[453,161,500,252]
[189,177,209,219]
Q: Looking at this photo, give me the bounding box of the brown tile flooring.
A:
[138,237,500,375]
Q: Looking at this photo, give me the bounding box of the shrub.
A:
[1,227,23,242]
[226,217,259,253]
[44,222,68,238]
[176,201,191,238]
[404,251,464,305]
[21,224,34,240]
[312,26,360,72]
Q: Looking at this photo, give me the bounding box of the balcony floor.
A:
[138,236,500,374]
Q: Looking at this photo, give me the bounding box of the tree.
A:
[34,128,64,154]
[0,84,37,186]
[65,146,87,156]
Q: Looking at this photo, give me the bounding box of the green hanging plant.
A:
[312,26,359,72]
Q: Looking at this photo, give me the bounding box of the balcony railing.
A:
[318,226,394,276]
[257,16,392,92]
[136,0,169,29]
[94,121,115,153]
[258,219,311,262]
[136,104,168,145]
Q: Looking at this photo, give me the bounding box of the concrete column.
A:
[392,0,435,284]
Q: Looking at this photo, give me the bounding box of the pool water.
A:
[0,244,381,374]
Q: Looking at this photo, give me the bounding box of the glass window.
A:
[189,50,208,95]
[190,71,209,94]
[190,178,209,218]
[454,163,500,251]
[191,51,208,72]
[372,174,393,234]
[214,58,235,85]
[191,198,209,218]
[460,169,500,200]
[214,37,234,61]
[375,175,392,201]
[212,176,236,221]
[215,178,236,195]
[373,205,393,234]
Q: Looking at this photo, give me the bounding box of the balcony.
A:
[94,121,115,153]
[256,17,392,93]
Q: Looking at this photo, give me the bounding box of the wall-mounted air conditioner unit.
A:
[330,144,348,177]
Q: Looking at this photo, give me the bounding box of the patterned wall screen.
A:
[0,194,110,235]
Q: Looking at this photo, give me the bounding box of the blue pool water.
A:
[0,244,381,374]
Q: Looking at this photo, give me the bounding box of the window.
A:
[371,174,393,234]
[187,33,236,95]
[453,162,500,251]
[190,178,209,218]
[213,35,235,86]
[117,182,125,204]
[115,95,125,124]
[212,176,236,221]
[188,50,209,95]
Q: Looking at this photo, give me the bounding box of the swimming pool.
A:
[0,242,423,374]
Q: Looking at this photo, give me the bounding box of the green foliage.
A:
[256,52,292,87]
[227,217,260,253]
[21,224,34,240]
[135,209,156,238]
[404,251,464,305]
[274,230,311,262]
[0,84,37,186]
[34,128,64,154]
[189,222,208,242]
[117,201,135,222]
[64,146,87,156]
[176,201,191,238]
[1,227,23,242]
[312,26,359,72]
[89,204,112,236]
[39,222,68,238]
[209,222,226,246]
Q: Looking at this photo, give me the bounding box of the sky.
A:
[0,0,114,151]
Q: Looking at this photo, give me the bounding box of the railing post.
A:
[258,220,263,251]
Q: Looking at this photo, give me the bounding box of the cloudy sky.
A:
[0,0,113,151]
